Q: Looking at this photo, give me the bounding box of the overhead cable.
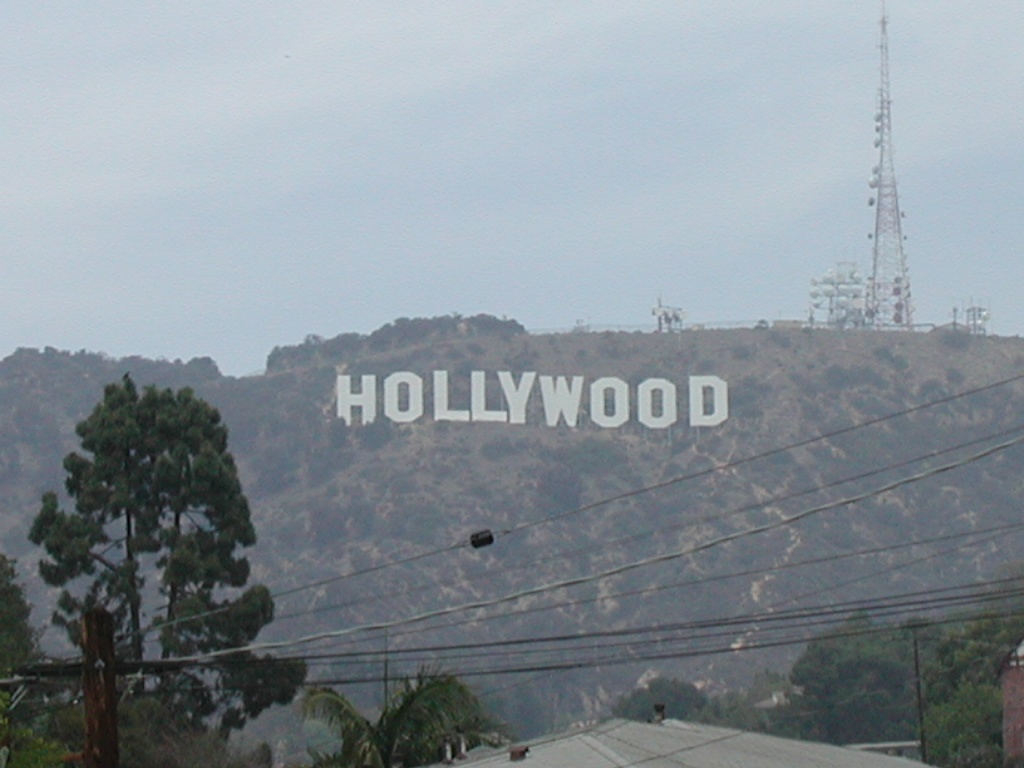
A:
[153,430,1024,664]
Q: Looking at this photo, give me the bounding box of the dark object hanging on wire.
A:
[469,530,495,549]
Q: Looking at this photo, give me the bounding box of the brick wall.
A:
[1003,648,1024,759]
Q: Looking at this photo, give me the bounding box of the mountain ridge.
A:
[3,318,1024,735]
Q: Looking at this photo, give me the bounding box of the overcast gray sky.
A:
[3,2,1022,375]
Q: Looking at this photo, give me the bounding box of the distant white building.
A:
[431,718,921,768]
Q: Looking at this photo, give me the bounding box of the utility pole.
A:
[383,627,390,707]
[82,608,118,768]
[911,628,928,764]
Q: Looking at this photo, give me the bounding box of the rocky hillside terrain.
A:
[3,316,1024,736]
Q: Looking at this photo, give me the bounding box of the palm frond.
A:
[379,669,489,767]
[301,669,505,768]
[302,687,385,768]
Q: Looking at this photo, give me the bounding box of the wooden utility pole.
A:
[911,628,928,764]
[82,608,118,768]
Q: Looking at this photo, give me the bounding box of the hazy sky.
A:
[3,2,1022,375]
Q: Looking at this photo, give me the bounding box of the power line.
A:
[40,371,1024,681]
[303,584,1024,686]
[276,434,1024,655]
[151,430,1024,665]
[24,573,1024,692]
[124,371,1024,647]
[271,423,1024,627]
[240,574,1024,674]
[34,431,1024,680]
[291,514,1024,658]
[498,370,1024,537]
[41,529,1024,691]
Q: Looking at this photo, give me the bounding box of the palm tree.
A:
[302,668,502,768]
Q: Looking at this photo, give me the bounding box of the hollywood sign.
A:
[336,371,728,429]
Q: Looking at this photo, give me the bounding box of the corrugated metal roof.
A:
[448,719,921,768]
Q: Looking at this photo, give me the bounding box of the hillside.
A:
[3,317,1024,736]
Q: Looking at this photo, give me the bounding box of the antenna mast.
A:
[866,5,913,330]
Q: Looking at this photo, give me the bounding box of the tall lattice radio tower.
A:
[866,7,913,330]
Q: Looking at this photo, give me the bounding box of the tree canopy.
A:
[924,683,1002,768]
[27,375,304,731]
[0,555,36,672]
[610,677,709,723]
[776,615,917,745]
[0,690,65,768]
[919,605,1024,768]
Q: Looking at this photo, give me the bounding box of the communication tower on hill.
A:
[652,297,685,332]
[810,262,866,329]
[952,302,991,336]
[866,6,914,330]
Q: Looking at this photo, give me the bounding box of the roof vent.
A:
[509,746,529,761]
[653,703,666,724]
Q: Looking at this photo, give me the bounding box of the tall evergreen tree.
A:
[28,375,304,731]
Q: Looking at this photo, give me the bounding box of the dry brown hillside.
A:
[3,317,1024,735]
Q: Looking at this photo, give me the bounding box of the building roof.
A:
[1000,637,1024,674]
[451,719,921,768]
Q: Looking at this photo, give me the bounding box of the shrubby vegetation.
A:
[0,558,64,766]
[612,606,1024,768]
[777,616,917,744]
[266,314,526,373]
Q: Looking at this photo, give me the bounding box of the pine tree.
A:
[28,375,304,731]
